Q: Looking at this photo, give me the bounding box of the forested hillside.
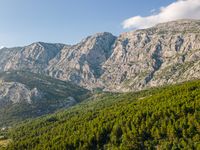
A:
[0,71,90,126]
[5,80,200,150]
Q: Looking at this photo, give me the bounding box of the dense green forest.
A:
[4,80,200,150]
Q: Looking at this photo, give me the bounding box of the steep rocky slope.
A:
[3,42,65,73]
[0,47,22,71]
[48,32,116,89]
[101,20,200,91]
[0,71,89,126]
[1,19,200,92]
[0,81,40,107]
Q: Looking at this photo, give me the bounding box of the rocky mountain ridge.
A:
[1,19,200,92]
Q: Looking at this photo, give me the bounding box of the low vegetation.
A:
[3,80,200,150]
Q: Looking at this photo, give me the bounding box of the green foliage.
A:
[5,80,200,150]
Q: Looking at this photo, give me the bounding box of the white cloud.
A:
[0,46,4,49]
[122,0,200,29]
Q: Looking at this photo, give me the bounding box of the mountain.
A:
[101,19,200,91]
[6,80,200,150]
[3,42,66,73]
[0,20,200,92]
[0,70,90,126]
[47,32,116,89]
[0,19,199,149]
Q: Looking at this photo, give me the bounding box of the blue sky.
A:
[0,0,176,47]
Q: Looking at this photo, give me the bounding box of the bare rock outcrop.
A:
[1,19,200,92]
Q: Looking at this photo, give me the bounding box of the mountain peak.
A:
[29,42,66,49]
[0,19,200,92]
[93,32,115,37]
[80,32,116,44]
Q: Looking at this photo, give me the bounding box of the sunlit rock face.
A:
[3,42,65,73]
[47,32,116,89]
[1,20,200,92]
[0,81,42,107]
[100,20,200,91]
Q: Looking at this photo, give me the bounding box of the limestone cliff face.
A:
[0,47,21,71]
[47,32,116,89]
[4,42,65,73]
[0,80,42,107]
[1,20,200,92]
[100,20,200,91]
